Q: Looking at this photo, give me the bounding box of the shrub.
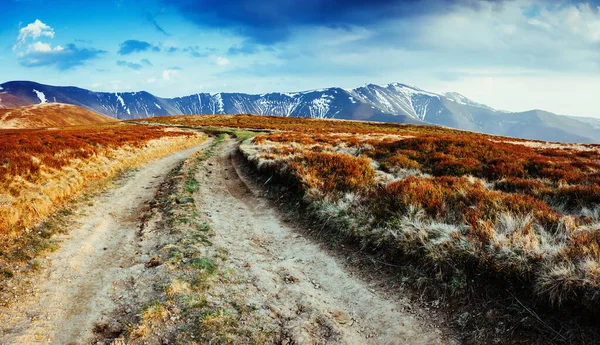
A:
[495,178,548,195]
[289,151,375,197]
[381,153,421,171]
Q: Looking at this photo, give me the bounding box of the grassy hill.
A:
[0,103,116,129]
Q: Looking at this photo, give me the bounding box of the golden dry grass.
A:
[0,123,207,238]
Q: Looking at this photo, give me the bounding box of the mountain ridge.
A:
[1,80,598,143]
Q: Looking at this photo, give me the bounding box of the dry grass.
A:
[0,123,207,238]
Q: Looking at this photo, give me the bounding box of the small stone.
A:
[330,310,351,324]
[107,322,123,336]
[145,256,161,268]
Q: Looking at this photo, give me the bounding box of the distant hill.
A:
[0,103,116,129]
[1,80,599,143]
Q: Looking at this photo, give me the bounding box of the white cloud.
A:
[16,20,55,46]
[162,69,178,80]
[428,70,600,117]
[146,77,157,84]
[27,41,64,53]
[216,57,230,66]
[538,3,600,43]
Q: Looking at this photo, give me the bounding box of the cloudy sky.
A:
[2,0,600,118]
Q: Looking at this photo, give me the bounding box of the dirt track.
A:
[0,138,453,344]
[192,139,450,345]
[0,142,211,344]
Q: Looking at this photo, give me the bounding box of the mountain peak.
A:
[443,91,495,111]
[444,91,470,102]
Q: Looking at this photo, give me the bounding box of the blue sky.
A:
[2,0,600,118]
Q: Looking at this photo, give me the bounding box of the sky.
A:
[2,0,600,118]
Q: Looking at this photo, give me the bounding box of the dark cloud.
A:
[167,47,179,53]
[117,60,143,70]
[183,46,214,58]
[146,12,170,36]
[228,41,276,56]
[19,44,105,70]
[228,41,259,55]
[116,58,153,70]
[118,40,157,55]
[161,0,483,44]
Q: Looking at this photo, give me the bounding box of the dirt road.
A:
[193,140,451,345]
[0,138,453,344]
[0,141,211,344]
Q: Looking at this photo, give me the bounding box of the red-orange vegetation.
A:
[0,123,204,236]
[288,151,375,196]
[248,121,600,212]
[495,178,551,195]
[549,185,600,211]
[367,135,600,183]
[564,227,600,261]
[0,124,194,183]
[381,153,422,171]
[232,113,600,311]
[139,114,508,138]
[372,176,560,232]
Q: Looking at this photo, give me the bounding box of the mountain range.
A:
[1,80,598,143]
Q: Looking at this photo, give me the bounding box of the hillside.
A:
[0,103,116,129]
[1,80,598,143]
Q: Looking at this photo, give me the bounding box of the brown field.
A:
[0,122,207,237]
[144,114,600,313]
[0,103,116,129]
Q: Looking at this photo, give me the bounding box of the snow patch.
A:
[215,93,224,113]
[309,94,332,118]
[444,92,468,105]
[349,96,356,104]
[154,103,162,109]
[115,93,126,108]
[33,89,47,104]
[115,93,131,115]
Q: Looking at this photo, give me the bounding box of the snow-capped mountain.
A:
[1,80,598,143]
